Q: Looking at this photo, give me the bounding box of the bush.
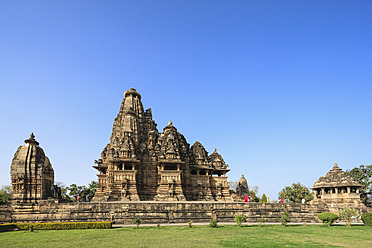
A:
[361,212,372,226]
[0,224,17,232]
[0,222,112,232]
[234,214,246,228]
[339,207,359,227]
[209,220,218,228]
[278,209,290,227]
[259,217,266,227]
[318,212,339,226]
[133,218,141,229]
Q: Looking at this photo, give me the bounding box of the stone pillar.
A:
[347,187,350,193]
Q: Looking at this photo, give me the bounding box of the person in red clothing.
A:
[244,194,249,202]
[77,195,81,202]
[280,198,283,203]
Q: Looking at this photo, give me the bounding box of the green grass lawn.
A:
[1,224,371,248]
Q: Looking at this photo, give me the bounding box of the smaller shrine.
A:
[235,174,249,199]
[311,163,365,212]
[9,134,54,203]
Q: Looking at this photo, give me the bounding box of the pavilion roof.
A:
[312,163,363,189]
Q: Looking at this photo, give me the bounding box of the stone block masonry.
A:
[2,202,330,224]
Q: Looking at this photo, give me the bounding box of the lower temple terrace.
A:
[92,88,232,201]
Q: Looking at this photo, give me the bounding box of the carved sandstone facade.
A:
[9,134,54,203]
[93,88,232,201]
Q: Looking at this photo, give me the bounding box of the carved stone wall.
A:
[0,205,11,223]
[2,202,335,224]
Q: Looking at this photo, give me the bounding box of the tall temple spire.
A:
[110,88,145,147]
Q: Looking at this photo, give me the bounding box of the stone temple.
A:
[311,163,364,212]
[9,133,54,203]
[93,88,232,201]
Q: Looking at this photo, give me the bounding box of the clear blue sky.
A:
[1,1,371,201]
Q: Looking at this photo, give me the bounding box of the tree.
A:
[0,185,11,204]
[278,209,290,227]
[249,185,260,202]
[259,194,268,203]
[67,184,84,201]
[346,165,372,206]
[228,181,237,192]
[278,182,313,203]
[55,182,71,200]
[67,181,97,202]
[339,207,360,227]
[133,218,141,229]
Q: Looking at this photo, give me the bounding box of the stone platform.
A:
[1,201,330,224]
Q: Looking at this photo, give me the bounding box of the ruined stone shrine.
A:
[236,174,249,198]
[9,133,54,203]
[311,163,365,211]
[93,88,232,201]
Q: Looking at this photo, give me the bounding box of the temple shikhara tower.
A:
[10,134,54,203]
[93,88,232,201]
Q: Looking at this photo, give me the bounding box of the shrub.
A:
[133,218,141,229]
[234,214,246,228]
[0,222,112,232]
[361,213,372,226]
[339,207,359,227]
[318,212,338,226]
[278,209,290,227]
[209,220,218,228]
[0,224,17,232]
[259,217,266,227]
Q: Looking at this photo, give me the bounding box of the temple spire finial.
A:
[25,132,39,145]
